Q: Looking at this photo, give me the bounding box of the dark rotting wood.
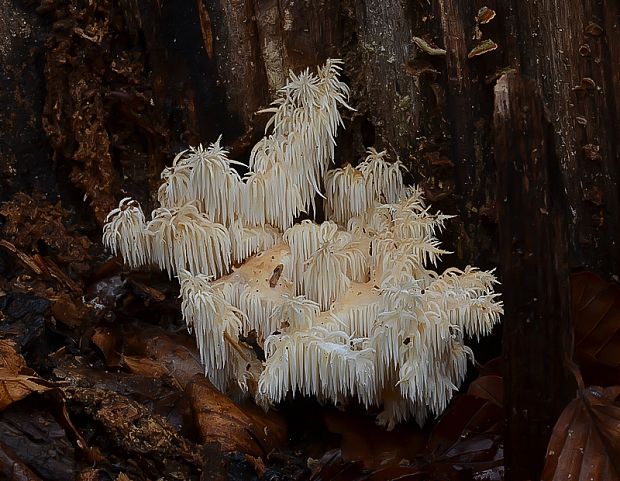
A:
[513,0,620,278]
[3,0,620,477]
[494,72,575,481]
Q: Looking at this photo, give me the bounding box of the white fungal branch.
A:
[283,220,341,293]
[261,59,352,214]
[325,148,408,227]
[157,152,192,208]
[273,294,321,331]
[303,242,351,310]
[182,141,245,227]
[102,59,503,428]
[147,205,231,278]
[178,270,250,390]
[325,165,370,225]
[228,221,281,264]
[102,197,150,268]
[258,326,376,408]
[358,148,406,203]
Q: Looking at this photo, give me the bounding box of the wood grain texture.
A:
[515,0,620,276]
[353,0,420,161]
[495,72,575,481]
[207,0,268,134]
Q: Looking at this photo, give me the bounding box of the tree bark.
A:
[513,0,620,278]
[1,0,619,477]
[495,72,575,481]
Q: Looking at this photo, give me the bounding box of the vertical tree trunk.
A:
[495,72,575,481]
[514,0,620,278]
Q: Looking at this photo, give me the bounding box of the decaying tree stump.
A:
[1,0,619,478]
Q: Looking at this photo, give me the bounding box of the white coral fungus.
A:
[102,60,502,428]
[102,197,149,268]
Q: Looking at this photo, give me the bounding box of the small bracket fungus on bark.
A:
[103,60,503,428]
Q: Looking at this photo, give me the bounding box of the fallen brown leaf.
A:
[92,323,203,389]
[91,326,124,368]
[571,272,620,385]
[126,278,166,303]
[0,340,28,372]
[187,376,287,457]
[312,389,504,481]
[123,326,204,389]
[475,356,503,377]
[0,371,55,412]
[121,355,169,379]
[51,292,91,328]
[323,408,426,469]
[543,385,620,481]
[0,341,55,412]
[467,375,503,406]
[425,393,503,478]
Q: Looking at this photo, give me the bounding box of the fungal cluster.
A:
[103,60,503,428]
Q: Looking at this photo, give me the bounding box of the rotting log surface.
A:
[495,72,575,481]
[2,0,618,274]
[514,0,620,275]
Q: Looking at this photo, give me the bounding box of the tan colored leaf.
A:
[0,340,27,372]
[186,376,286,457]
[121,355,169,379]
[0,341,54,412]
[0,370,54,412]
[543,386,620,481]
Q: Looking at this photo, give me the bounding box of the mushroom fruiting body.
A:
[103,60,503,428]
